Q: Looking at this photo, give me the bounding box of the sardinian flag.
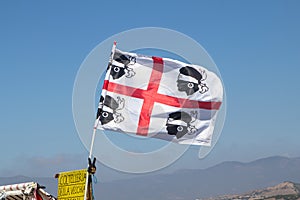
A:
[95,45,223,146]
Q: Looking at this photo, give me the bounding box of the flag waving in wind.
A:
[95,43,223,146]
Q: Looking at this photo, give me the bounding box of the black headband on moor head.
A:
[168,111,192,124]
[179,66,202,84]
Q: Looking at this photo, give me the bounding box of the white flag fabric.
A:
[95,47,223,146]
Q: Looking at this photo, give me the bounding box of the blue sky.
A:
[0,1,300,180]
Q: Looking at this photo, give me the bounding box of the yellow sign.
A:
[57,169,87,200]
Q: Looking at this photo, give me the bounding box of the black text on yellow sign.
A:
[57,169,87,200]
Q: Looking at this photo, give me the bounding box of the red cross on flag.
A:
[95,45,223,146]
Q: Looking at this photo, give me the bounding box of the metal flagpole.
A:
[88,41,117,158]
[83,41,117,200]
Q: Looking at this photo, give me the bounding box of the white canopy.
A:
[0,182,56,200]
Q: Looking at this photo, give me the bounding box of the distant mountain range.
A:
[1,156,300,200]
[205,181,300,200]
